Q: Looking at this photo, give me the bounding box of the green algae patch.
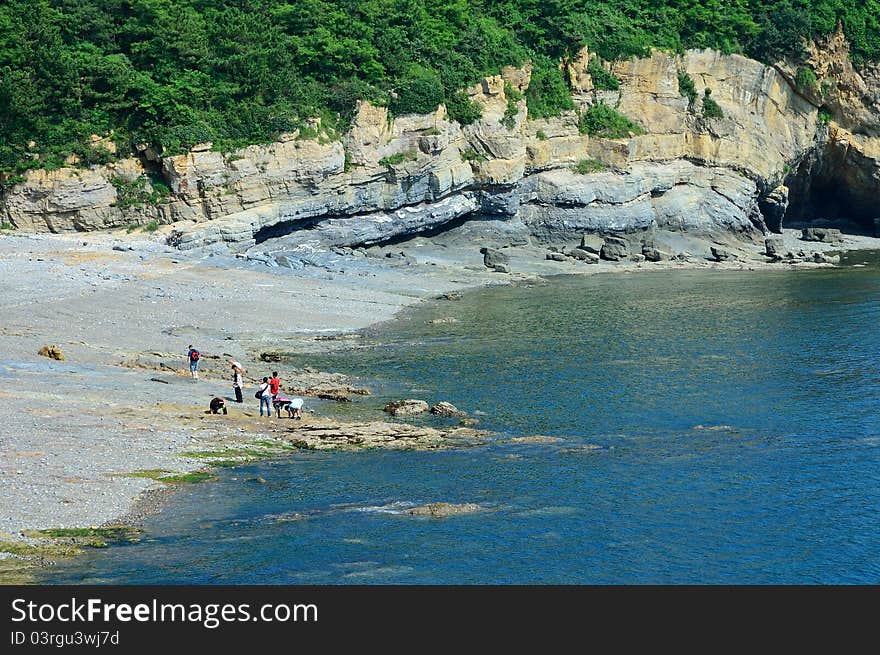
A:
[21,525,144,548]
[124,469,171,481]
[124,469,217,484]
[0,525,143,583]
[159,472,218,484]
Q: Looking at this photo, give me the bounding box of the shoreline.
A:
[2,224,878,580]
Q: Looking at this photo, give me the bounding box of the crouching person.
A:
[209,397,227,415]
[273,395,294,418]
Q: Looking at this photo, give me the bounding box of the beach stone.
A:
[568,247,599,263]
[37,345,64,361]
[384,399,430,417]
[546,252,567,262]
[430,401,467,417]
[406,503,484,517]
[259,351,283,362]
[630,253,646,262]
[600,236,628,261]
[710,246,735,262]
[642,246,663,262]
[316,392,351,402]
[492,263,510,273]
[764,236,784,257]
[427,317,459,325]
[811,252,838,264]
[579,234,605,255]
[479,247,508,269]
[801,227,842,243]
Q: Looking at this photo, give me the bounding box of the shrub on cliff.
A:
[587,57,619,91]
[526,55,575,120]
[2,0,880,176]
[701,89,725,120]
[390,65,445,116]
[578,103,645,138]
[445,92,483,125]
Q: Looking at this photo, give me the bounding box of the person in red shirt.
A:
[268,372,281,398]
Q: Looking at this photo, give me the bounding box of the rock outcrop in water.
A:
[3,34,879,251]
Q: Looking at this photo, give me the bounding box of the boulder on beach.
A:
[801,227,842,243]
[38,345,64,361]
[579,234,604,255]
[427,317,459,325]
[430,401,467,417]
[764,236,784,258]
[406,503,484,517]
[479,247,509,270]
[384,399,430,416]
[568,248,599,263]
[642,246,663,262]
[600,236,628,261]
[546,251,567,262]
[710,246,736,262]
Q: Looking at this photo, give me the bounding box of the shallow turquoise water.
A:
[43,262,880,583]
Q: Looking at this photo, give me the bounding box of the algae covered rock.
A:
[406,503,484,517]
[384,399,430,417]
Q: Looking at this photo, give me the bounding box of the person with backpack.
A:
[256,377,272,418]
[187,345,201,379]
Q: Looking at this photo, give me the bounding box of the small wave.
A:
[349,501,417,515]
[342,565,415,579]
[515,506,581,518]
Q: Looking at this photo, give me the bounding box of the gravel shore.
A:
[1,223,876,549]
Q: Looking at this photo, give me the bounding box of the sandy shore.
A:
[1,223,877,563]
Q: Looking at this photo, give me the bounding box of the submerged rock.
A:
[384,399,430,417]
[406,503,484,517]
[430,401,467,417]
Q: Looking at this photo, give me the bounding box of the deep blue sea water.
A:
[42,259,880,583]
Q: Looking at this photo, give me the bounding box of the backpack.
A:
[190,349,200,361]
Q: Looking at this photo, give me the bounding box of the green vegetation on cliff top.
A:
[1,0,878,177]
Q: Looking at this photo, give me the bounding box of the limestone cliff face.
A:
[3,40,879,248]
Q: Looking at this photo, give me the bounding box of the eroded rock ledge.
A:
[3,38,879,250]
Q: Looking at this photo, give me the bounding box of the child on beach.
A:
[269,371,281,398]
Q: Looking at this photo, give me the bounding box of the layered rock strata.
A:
[3,40,879,250]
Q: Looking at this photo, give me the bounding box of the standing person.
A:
[257,377,272,418]
[231,361,244,403]
[187,345,200,379]
[268,371,281,399]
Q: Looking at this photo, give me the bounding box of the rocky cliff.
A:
[3,35,879,253]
